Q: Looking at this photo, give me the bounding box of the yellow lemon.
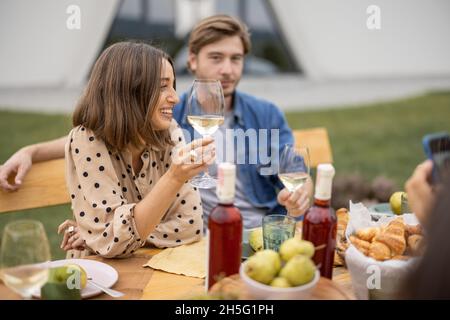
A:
[389,191,405,215]
[67,264,87,289]
[49,264,88,289]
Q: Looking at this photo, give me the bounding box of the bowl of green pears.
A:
[240,237,319,299]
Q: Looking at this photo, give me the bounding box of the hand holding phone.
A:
[422,132,450,184]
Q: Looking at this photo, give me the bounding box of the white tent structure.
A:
[0,0,449,111]
[0,0,120,88]
[269,0,450,80]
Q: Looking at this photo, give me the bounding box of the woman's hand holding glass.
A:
[168,137,216,184]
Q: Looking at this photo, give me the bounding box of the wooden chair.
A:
[293,127,333,168]
[0,159,70,214]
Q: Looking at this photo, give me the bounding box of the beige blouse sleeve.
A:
[147,120,203,248]
[65,126,145,258]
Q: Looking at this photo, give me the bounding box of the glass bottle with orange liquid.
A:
[302,164,337,279]
[207,163,243,289]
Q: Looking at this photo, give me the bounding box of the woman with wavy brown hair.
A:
[59,41,214,258]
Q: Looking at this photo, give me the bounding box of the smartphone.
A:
[422,132,450,183]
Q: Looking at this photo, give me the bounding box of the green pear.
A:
[279,255,316,286]
[248,227,263,252]
[254,249,282,273]
[279,238,315,261]
[245,255,278,285]
[270,277,291,288]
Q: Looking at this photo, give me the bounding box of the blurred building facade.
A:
[0,0,449,112]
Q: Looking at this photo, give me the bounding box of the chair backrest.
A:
[293,127,333,168]
[0,159,70,214]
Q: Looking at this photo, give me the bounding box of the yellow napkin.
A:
[143,238,206,278]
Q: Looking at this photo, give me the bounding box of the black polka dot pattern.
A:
[68,125,204,256]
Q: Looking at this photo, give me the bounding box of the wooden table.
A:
[0,247,354,300]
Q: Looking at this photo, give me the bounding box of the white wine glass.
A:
[278,145,311,215]
[0,220,51,299]
[187,79,225,189]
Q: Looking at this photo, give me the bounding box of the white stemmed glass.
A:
[0,220,51,299]
[278,146,311,214]
[186,79,225,189]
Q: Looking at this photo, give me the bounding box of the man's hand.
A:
[405,160,437,226]
[0,147,34,191]
[277,175,313,217]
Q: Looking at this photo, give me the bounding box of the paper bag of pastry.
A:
[143,238,206,278]
[344,202,425,299]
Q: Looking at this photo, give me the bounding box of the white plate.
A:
[32,259,119,299]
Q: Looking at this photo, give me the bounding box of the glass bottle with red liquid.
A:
[207,163,243,289]
[302,163,337,279]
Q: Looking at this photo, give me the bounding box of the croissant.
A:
[355,227,380,242]
[336,208,349,234]
[368,241,391,261]
[349,235,371,256]
[405,224,423,236]
[374,234,406,256]
[407,234,425,256]
[384,219,406,237]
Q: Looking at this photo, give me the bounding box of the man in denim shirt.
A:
[174,15,313,228]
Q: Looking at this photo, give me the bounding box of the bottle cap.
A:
[216,162,236,203]
[315,163,335,201]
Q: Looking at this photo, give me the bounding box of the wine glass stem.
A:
[202,134,212,178]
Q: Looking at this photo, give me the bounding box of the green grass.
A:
[0,111,73,260]
[1,91,449,259]
[286,91,450,187]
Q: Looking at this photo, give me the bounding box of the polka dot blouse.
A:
[64,120,203,258]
